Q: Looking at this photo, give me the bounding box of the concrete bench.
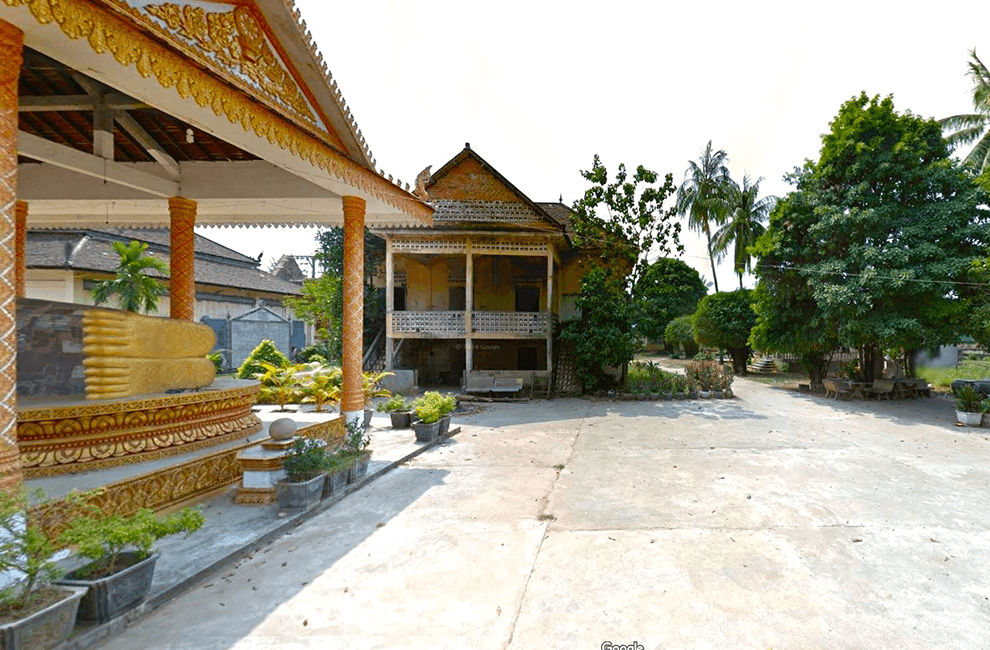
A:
[491,376,524,396]
[864,378,897,400]
[463,374,495,396]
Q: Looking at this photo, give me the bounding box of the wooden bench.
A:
[463,374,495,396]
[492,376,524,397]
[823,379,851,400]
[864,378,897,400]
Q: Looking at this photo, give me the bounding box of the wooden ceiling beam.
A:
[18,94,149,112]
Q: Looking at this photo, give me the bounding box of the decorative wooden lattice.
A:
[392,239,549,256]
[392,240,467,254]
[432,200,544,224]
[392,311,466,335]
[472,311,549,335]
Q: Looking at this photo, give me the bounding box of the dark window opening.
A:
[515,286,540,312]
[449,286,466,311]
[394,287,406,311]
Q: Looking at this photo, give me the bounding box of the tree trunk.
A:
[802,352,828,392]
[904,349,917,378]
[728,347,749,375]
[862,343,881,384]
[706,232,719,293]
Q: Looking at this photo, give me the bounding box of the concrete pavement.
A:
[96,379,990,649]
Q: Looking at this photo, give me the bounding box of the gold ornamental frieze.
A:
[17,382,262,476]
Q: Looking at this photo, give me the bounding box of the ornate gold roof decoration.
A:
[140,2,321,132]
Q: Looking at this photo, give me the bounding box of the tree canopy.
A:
[676,141,732,292]
[940,48,990,172]
[752,92,990,386]
[632,257,707,342]
[571,155,682,288]
[693,289,756,373]
[90,240,168,313]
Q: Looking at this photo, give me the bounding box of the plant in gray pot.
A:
[0,489,87,650]
[411,398,442,442]
[56,500,204,624]
[955,385,984,426]
[437,393,457,436]
[322,452,351,498]
[277,438,330,510]
[341,420,372,484]
[378,394,413,429]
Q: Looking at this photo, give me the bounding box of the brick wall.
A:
[430,158,521,202]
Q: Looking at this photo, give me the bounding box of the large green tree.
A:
[314,227,386,338]
[712,175,776,289]
[91,240,168,313]
[752,92,990,387]
[940,49,990,172]
[571,155,682,288]
[282,274,344,360]
[632,257,707,343]
[693,289,756,374]
[676,141,732,292]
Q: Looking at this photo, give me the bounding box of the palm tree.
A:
[91,240,168,313]
[676,141,732,292]
[712,175,777,289]
[940,48,990,172]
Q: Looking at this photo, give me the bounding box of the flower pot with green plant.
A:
[0,489,87,650]
[55,500,204,623]
[412,398,442,442]
[955,385,984,426]
[378,394,413,429]
[299,368,341,413]
[322,451,352,498]
[341,420,372,483]
[255,362,302,412]
[362,371,394,429]
[276,438,330,510]
[437,393,457,435]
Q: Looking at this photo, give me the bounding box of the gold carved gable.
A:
[114,0,331,140]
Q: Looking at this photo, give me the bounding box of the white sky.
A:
[199,0,989,291]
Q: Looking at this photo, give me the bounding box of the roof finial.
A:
[559,193,563,203]
[465,142,471,150]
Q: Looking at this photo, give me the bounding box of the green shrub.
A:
[282,438,330,482]
[59,498,204,579]
[0,489,62,613]
[665,315,698,358]
[206,351,224,373]
[693,289,756,374]
[237,340,290,379]
[342,419,371,455]
[378,394,409,413]
[955,384,983,413]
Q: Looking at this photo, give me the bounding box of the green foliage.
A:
[939,48,990,172]
[236,340,290,380]
[412,401,441,425]
[954,385,983,413]
[313,228,387,338]
[282,438,331,482]
[693,289,757,373]
[378,394,410,413]
[684,359,734,391]
[752,92,990,387]
[362,371,393,405]
[206,351,224,373]
[664,315,699,358]
[59,498,203,579]
[298,368,341,413]
[90,240,168,313]
[255,362,301,411]
[677,141,733,292]
[0,489,62,613]
[917,358,990,388]
[560,268,638,392]
[411,392,455,421]
[625,361,684,393]
[283,276,343,362]
[571,155,682,288]
[343,419,371,455]
[712,175,776,288]
[632,258,707,342]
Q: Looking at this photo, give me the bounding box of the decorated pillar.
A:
[384,236,393,371]
[168,197,197,321]
[0,20,22,492]
[341,196,366,423]
[14,201,25,298]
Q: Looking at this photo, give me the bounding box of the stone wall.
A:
[16,298,86,397]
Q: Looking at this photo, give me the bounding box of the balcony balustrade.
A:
[390,310,550,337]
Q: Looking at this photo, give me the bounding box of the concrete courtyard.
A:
[97,378,990,649]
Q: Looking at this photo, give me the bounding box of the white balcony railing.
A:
[471,311,549,335]
[390,311,551,337]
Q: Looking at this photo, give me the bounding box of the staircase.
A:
[747,357,778,374]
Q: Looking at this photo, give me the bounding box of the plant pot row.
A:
[618,389,734,401]
[412,414,450,442]
[276,450,373,511]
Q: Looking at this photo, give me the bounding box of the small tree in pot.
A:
[0,490,86,650]
[411,399,442,442]
[955,385,984,426]
[378,394,413,429]
[340,420,372,483]
[56,499,204,623]
[278,438,331,510]
[362,371,393,428]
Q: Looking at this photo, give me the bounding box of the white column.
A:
[385,236,394,370]
[465,240,473,373]
[546,246,553,373]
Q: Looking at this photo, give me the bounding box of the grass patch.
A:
[537,513,556,521]
[553,464,565,471]
[917,359,990,388]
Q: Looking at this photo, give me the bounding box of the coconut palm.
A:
[676,141,733,292]
[940,48,990,172]
[91,240,168,313]
[712,175,777,289]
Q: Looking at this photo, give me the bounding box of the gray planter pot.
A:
[439,414,451,436]
[56,552,158,623]
[347,451,372,484]
[277,473,325,511]
[957,411,983,426]
[413,419,441,442]
[699,390,712,399]
[664,392,673,401]
[389,411,413,429]
[363,409,373,430]
[713,390,723,399]
[323,468,348,498]
[689,391,699,400]
[675,391,686,400]
[650,393,661,401]
[0,585,87,650]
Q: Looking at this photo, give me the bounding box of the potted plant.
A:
[362,371,394,429]
[276,438,330,510]
[0,489,87,650]
[341,420,372,483]
[322,451,352,498]
[378,394,413,429]
[55,499,204,623]
[686,376,699,400]
[437,393,457,436]
[299,368,341,413]
[955,385,984,426]
[411,398,442,442]
[255,362,302,412]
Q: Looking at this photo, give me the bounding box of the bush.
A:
[665,315,698,357]
[0,489,62,614]
[693,290,756,374]
[297,340,339,364]
[237,340,290,379]
[685,360,734,391]
[206,351,224,373]
[378,394,409,413]
[282,438,330,482]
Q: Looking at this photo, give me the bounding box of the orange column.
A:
[14,201,25,298]
[0,20,22,492]
[168,197,197,321]
[341,195,365,420]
